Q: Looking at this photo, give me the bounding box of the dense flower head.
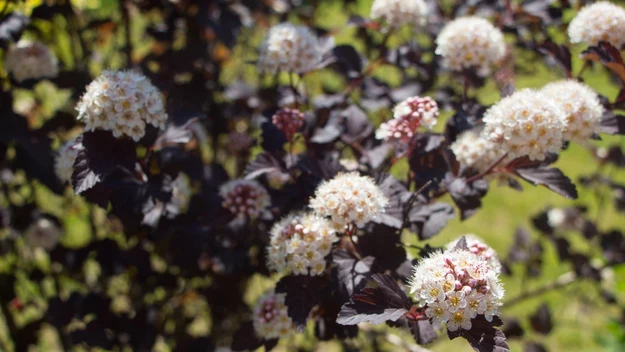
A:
[4,40,58,83]
[257,23,321,74]
[450,130,507,173]
[482,89,566,161]
[309,172,389,228]
[370,0,429,28]
[219,179,270,219]
[252,291,296,339]
[409,244,504,331]
[76,70,168,142]
[435,17,506,77]
[54,139,80,184]
[446,235,501,274]
[272,108,305,141]
[267,212,338,276]
[376,96,439,144]
[541,80,604,144]
[568,1,625,48]
[26,218,61,250]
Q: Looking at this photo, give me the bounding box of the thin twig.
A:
[400,180,433,232]
[465,152,509,184]
[120,0,132,68]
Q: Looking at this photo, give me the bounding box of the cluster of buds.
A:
[410,239,504,331]
[309,172,388,229]
[4,40,58,83]
[76,70,168,141]
[272,108,305,141]
[376,96,439,145]
[219,180,270,219]
[446,235,502,274]
[267,212,338,276]
[253,292,296,339]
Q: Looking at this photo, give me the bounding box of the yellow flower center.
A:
[453,312,464,323]
[449,296,460,306]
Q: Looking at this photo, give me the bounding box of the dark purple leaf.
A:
[337,274,411,325]
[598,111,625,135]
[0,12,29,47]
[408,201,455,240]
[71,131,137,195]
[275,275,327,328]
[333,249,374,298]
[231,321,263,351]
[529,303,553,335]
[446,176,489,220]
[359,223,406,271]
[515,167,577,199]
[524,342,548,352]
[244,152,283,180]
[448,315,510,352]
[409,319,439,345]
[340,105,372,143]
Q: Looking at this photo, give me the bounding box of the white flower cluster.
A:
[4,40,58,83]
[26,218,61,250]
[450,129,505,173]
[376,96,439,144]
[409,243,504,331]
[76,70,168,142]
[435,17,506,77]
[54,139,80,184]
[483,89,566,161]
[267,212,338,276]
[171,173,192,212]
[257,23,321,74]
[219,179,270,219]
[253,291,296,339]
[541,80,604,144]
[568,1,625,48]
[309,172,389,228]
[370,0,429,28]
[446,235,502,274]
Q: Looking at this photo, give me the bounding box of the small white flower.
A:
[76,70,168,141]
[421,281,446,304]
[541,80,605,144]
[478,297,501,322]
[257,23,321,74]
[309,172,388,228]
[447,308,472,332]
[446,291,467,313]
[54,139,80,184]
[568,1,625,48]
[370,0,429,28]
[425,300,450,326]
[465,291,483,319]
[436,17,506,77]
[253,292,296,339]
[482,89,567,161]
[5,40,58,83]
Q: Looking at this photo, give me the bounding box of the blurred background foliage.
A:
[1,0,625,351]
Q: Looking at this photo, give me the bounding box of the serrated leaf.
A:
[244,152,283,180]
[71,131,137,195]
[275,275,327,328]
[333,249,374,298]
[448,315,510,352]
[408,202,455,240]
[337,274,411,326]
[515,167,577,199]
